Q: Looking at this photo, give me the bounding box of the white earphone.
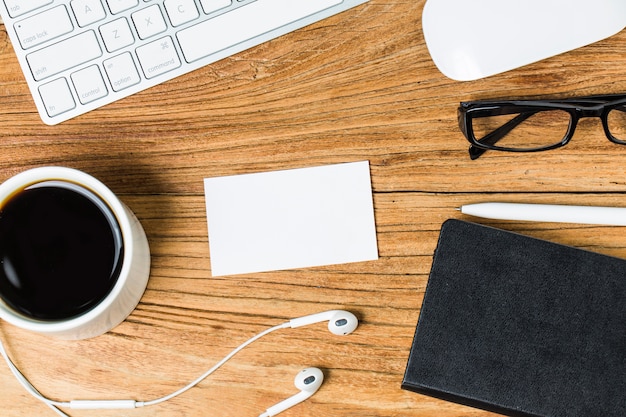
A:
[0,310,359,417]
[258,367,324,417]
[289,310,359,335]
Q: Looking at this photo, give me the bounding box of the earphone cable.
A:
[0,321,291,413]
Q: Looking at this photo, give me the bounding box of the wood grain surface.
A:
[1,1,626,416]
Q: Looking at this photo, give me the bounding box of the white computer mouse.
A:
[422,0,626,81]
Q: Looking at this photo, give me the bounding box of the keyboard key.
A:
[71,65,108,104]
[99,17,134,52]
[14,5,74,50]
[71,0,107,27]
[177,0,342,63]
[132,4,167,39]
[136,36,181,78]
[164,0,199,27]
[199,0,231,15]
[27,30,103,81]
[103,52,141,91]
[38,77,76,117]
[106,0,138,14]
[3,0,52,18]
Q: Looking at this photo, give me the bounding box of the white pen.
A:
[458,202,626,226]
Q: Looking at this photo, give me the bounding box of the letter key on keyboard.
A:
[0,0,369,124]
[71,0,107,27]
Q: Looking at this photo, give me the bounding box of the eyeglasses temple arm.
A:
[469,111,535,160]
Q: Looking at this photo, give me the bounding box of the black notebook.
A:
[402,219,625,417]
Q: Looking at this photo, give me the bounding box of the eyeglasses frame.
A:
[458,94,626,160]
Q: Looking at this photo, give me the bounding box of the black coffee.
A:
[0,184,124,321]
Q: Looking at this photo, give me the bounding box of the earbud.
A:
[288,310,358,335]
[258,367,324,417]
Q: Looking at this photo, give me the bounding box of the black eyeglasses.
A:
[458,94,626,160]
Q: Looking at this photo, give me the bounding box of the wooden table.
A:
[1,2,625,416]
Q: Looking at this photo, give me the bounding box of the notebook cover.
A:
[402,219,626,417]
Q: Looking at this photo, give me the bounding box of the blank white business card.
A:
[204,161,379,276]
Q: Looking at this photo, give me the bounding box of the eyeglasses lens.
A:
[606,106,626,142]
[471,109,571,150]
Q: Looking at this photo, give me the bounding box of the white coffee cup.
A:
[0,167,150,340]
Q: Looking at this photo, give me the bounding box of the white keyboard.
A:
[0,0,368,125]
